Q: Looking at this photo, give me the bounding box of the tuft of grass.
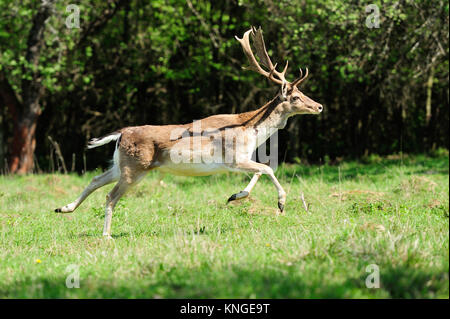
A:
[0,154,448,298]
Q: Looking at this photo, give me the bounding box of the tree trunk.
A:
[6,0,55,174]
[0,71,41,174]
[9,110,40,174]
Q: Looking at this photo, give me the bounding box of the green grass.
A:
[0,153,448,298]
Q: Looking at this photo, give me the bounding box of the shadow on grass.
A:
[1,261,447,298]
[378,265,449,298]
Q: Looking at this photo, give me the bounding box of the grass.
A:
[0,153,448,298]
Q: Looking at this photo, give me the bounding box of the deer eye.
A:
[292,96,300,101]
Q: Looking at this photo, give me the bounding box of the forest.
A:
[0,0,448,174]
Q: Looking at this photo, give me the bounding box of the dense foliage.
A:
[0,0,448,173]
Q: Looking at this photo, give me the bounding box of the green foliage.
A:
[430,148,449,158]
[349,201,387,215]
[360,154,383,164]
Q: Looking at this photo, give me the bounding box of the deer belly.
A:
[158,162,229,176]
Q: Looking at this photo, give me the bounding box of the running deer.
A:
[55,27,323,238]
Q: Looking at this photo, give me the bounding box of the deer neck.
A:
[239,95,290,149]
[244,95,289,132]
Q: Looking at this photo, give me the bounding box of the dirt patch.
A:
[329,189,384,201]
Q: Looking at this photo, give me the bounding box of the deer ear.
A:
[281,81,288,100]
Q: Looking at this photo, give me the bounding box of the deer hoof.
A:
[278,202,284,213]
[54,204,74,213]
[227,191,249,203]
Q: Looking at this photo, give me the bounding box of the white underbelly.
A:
[158,162,229,176]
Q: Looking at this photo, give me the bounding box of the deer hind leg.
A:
[55,167,119,213]
[228,161,286,213]
[102,167,148,238]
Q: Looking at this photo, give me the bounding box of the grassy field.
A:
[0,153,448,298]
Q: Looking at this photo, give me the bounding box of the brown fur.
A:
[116,88,320,175]
[116,96,282,170]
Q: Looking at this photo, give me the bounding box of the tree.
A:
[0,0,127,173]
[0,0,55,173]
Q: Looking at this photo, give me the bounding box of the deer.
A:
[54,27,323,238]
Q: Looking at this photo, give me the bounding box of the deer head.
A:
[235,26,323,115]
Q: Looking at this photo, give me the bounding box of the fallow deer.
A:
[55,27,323,238]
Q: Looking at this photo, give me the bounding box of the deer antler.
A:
[291,67,309,87]
[235,26,289,86]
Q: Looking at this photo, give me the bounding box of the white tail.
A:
[87,132,121,149]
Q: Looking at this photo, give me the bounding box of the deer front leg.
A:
[227,172,261,203]
[228,161,286,213]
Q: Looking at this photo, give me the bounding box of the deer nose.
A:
[317,104,323,113]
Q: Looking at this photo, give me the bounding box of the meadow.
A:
[0,153,448,298]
